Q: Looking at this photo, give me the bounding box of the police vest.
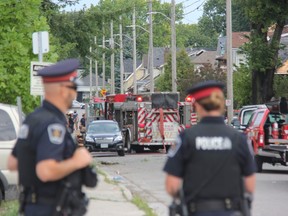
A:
[182,123,242,202]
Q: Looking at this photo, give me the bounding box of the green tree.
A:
[233,65,252,108]
[198,0,250,48]
[274,75,288,99]
[240,0,288,103]
[0,0,57,113]
[156,49,194,100]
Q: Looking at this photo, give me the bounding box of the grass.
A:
[96,167,117,185]
[0,200,18,216]
[131,195,157,216]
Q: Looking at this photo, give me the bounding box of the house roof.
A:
[124,58,142,73]
[232,32,250,48]
[277,60,288,74]
[191,51,217,66]
[79,74,104,86]
[142,47,168,68]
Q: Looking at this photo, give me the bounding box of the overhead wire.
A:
[183,0,203,9]
[183,0,206,16]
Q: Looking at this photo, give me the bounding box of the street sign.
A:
[30,62,52,96]
[225,99,232,106]
[32,31,49,54]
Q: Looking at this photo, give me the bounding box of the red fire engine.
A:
[104,92,197,152]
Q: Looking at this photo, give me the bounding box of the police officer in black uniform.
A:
[7,59,93,216]
[164,80,256,216]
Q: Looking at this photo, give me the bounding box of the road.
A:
[95,152,288,216]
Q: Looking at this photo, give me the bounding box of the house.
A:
[216,32,250,70]
[123,47,168,93]
[77,73,104,102]
[189,49,218,70]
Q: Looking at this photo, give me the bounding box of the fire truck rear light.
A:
[136,96,142,102]
[139,123,145,128]
[185,96,192,102]
[285,130,288,134]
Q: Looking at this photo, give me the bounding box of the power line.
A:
[183,0,206,15]
[183,0,203,9]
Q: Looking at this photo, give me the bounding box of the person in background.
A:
[73,110,79,131]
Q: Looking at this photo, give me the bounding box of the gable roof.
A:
[191,51,217,66]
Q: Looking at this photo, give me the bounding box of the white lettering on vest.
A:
[196,137,232,150]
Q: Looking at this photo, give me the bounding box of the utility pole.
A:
[110,20,115,94]
[89,46,93,100]
[132,6,137,94]
[102,23,106,91]
[119,15,124,94]
[148,0,154,93]
[94,36,98,97]
[226,0,233,124]
[171,0,177,93]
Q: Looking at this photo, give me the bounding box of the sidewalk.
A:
[84,175,145,216]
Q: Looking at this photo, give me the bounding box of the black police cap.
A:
[37,58,82,85]
[186,80,224,101]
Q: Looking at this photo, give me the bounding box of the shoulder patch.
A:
[47,124,65,145]
[18,124,29,139]
[168,135,182,158]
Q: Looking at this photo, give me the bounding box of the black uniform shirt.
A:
[163,116,256,200]
[12,100,76,196]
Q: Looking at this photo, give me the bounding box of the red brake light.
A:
[138,123,145,128]
[136,96,142,102]
[185,96,193,102]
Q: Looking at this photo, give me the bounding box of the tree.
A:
[233,65,252,108]
[198,0,250,48]
[240,0,288,103]
[0,0,57,113]
[156,49,194,99]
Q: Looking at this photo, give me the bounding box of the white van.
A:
[0,103,21,203]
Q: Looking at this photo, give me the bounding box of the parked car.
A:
[84,120,125,156]
[245,107,287,172]
[0,103,22,204]
[238,104,266,131]
[72,100,85,109]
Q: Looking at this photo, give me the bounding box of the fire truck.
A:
[245,99,288,172]
[104,92,197,152]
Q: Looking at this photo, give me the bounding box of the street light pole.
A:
[110,20,115,94]
[89,46,92,100]
[148,0,154,93]
[133,6,137,94]
[226,0,233,124]
[119,15,124,94]
[94,36,98,97]
[171,0,177,93]
[102,23,106,91]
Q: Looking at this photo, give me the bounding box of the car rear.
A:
[85,120,125,156]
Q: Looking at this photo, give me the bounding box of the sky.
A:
[65,0,204,24]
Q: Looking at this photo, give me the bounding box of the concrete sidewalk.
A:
[84,175,145,216]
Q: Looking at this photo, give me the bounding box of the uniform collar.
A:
[42,100,67,122]
[199,116,225,124]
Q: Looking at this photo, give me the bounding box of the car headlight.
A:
[114,135,123,142]
[86,136,94,142]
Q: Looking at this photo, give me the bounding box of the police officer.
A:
[7,59,92,216]
[164,80,256,216]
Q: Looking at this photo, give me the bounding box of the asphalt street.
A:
[95,152,288,216]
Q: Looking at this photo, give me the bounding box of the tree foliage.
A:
[156,50,226,100]
[240,0,288,103]
[0,0,58,113]
[198,0,250,49]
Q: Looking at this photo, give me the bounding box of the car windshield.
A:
[243,110,256,125]
[88,122,120,134]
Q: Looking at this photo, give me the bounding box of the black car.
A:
[84,120,125,156]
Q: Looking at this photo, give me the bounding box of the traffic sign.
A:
[32,31,49,54]
[30,62,52,96]
[100,89,107,96]
[225,99,232,106]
